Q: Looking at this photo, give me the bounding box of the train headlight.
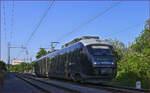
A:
[93,62,97,64]
[93,62,97,66]
[112,62,114,65]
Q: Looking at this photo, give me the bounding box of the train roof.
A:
[34,37,112,62]
[34,42,81,62]
[79,38,111,46]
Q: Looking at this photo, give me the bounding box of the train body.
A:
[34,37,117,82]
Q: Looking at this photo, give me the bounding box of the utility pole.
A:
[25,48,29,73]
[50,42,59,52]
[30,57,33,73]
[30,57,32,63]
[0,1,1,61]
[25,48,28,63]
[7,43,26,71]
[8,42,10,71]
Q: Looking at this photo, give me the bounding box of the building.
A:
[12,60,22,65]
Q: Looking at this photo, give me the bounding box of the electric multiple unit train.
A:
[34,36,117,82]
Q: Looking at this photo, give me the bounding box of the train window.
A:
[51,59,54,69]
[53,58,56,70]
[60,55,64,71]
[87,45,113,56]
[70,51,74,60]
[73,52,76,59]
[93,55,113,62]
[56,57,58,72]
[61,54,64,59]
[58,55,61,71]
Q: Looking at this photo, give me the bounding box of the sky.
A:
[1,1,149,63]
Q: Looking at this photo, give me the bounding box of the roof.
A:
[79,38,111,46]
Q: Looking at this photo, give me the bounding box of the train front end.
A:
[79,37,117,81]
[86,44,117,80]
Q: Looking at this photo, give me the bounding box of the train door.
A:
[65,52,76,79]
[68,48,81,75]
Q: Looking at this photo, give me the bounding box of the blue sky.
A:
[1,1,149,63]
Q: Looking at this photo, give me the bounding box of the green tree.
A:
[36,48,48,59]
[131,19,150,57]
[114,19,150,89]
[0,61,7,71]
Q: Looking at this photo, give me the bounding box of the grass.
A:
[0,70,7,87]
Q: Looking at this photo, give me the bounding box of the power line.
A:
[55,1,122,47]
[3,2,7,45]
[16,0,55,60]
[25,0,55,46]
[10,0,15,43]
[104,23,144,38]
[0,1,1,60]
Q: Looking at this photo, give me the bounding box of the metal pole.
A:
[50,42,54,52]
[7,45,26,71]
[46,57,48,77]
[26,49,28,73]
[0,1,1,61]
[30,57,32,62]
[8,42,10,71]
[26,49,28,63]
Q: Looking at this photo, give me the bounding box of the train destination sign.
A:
[91,46,109,49]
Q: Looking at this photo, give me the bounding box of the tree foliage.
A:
[36,48,48,59]
[113,19,150,89]
[9,61,35,73]
[0,61,7,71]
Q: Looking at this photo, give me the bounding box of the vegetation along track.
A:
[87,83,150,93]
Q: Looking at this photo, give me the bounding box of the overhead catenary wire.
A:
[25,0,55,46]
[103,23,144,38]
[16,0,55,60]
[3,2,7,45]
[55,22,144,50]
[10,0,14,43]
[54,1,122,48]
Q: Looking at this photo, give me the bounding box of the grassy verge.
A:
[0,70,7,87]
[110,78,150,89]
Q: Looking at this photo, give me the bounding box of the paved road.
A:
[0,73,41,93]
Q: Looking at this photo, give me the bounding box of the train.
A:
[34,36,117,83]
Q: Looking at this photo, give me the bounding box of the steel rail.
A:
[15,74,81,93]
[15,74,51,93]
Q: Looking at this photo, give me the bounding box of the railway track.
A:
[15,74,79,93]
[15,73,111,93]
[22,73,150,93]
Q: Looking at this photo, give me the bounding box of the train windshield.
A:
[87,45,114,62]
[94,55,113,62]
[87,45,113,55]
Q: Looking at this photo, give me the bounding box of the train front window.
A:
[87,45,113,56]
[94,55,113,62]
[87,45,114,62]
